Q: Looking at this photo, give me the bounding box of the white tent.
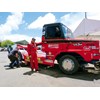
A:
[73,18,100,37]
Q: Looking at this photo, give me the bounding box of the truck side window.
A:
[42,27,46,36]
[45,26,61,39]
[46,26,55,38]
[62,25,73,38]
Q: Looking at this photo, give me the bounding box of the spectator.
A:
[8,49,21,68]
[7,45,13,54]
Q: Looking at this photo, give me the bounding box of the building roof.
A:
[73,18,100,37]
[77,34,100,40]
[15,40,29,45]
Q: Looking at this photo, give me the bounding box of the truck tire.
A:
[59,55,80,74]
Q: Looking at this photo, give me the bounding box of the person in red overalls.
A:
[27,38,39,72]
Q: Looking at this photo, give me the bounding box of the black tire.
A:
[59,55,80,74]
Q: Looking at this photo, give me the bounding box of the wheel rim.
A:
[62,58,75,71]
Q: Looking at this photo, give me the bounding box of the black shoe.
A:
[16,64,20,68]
[11,67,14,69]
[9,66,14,69]
[9,65,14,68]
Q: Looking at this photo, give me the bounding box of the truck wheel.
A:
[59,55,80,74]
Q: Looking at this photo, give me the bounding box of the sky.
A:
[0,12,100,42]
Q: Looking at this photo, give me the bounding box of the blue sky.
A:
[0,12,100,42]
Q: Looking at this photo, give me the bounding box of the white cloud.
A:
[60,13,84,32]
[61,12,100,32]
[0,12,23,34]
[34,37,42,43]
[28,13,56,29]
[0,34,41,43]
[87,12,100,20]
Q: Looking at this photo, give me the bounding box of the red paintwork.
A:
[37,36,100,66]
[17,44,27,50]
[19,36,100,67]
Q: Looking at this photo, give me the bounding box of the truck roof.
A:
[43,22,63,27]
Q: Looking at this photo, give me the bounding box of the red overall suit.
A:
[27,42,38,71]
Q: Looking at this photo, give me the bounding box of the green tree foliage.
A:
[1,40,14,47]
[0,42,1,47]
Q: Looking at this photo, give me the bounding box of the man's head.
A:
[56,27,60,32]
[31,38,36,43]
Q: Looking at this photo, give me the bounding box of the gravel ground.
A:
[0,51,100,87]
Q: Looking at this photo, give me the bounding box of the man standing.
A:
[27,38,39,72]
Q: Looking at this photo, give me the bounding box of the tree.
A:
[1,40,14,47]
[0,41,1,47]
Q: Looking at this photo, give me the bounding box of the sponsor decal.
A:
[73,43,82,46]
[48,44,59,48]
[83,46,90,50]
[37,58,43,63]
[83,46,97,50]
[38,60,43,63]
[45,59,53,63]
[37,58,41,61]
[25,56,30,62]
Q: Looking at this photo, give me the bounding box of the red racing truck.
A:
[22,23,100,74]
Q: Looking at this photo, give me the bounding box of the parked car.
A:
[0,47,4,51]
[0,47,7,52]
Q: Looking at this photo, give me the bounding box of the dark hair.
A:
[32,38,36,41]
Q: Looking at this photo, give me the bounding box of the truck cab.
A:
[42,23,73,41]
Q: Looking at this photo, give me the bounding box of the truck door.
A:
[42,25,63,60]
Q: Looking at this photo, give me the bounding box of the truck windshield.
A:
[62,24,73,38]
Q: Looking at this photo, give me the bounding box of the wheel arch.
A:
[55,52,85,64]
